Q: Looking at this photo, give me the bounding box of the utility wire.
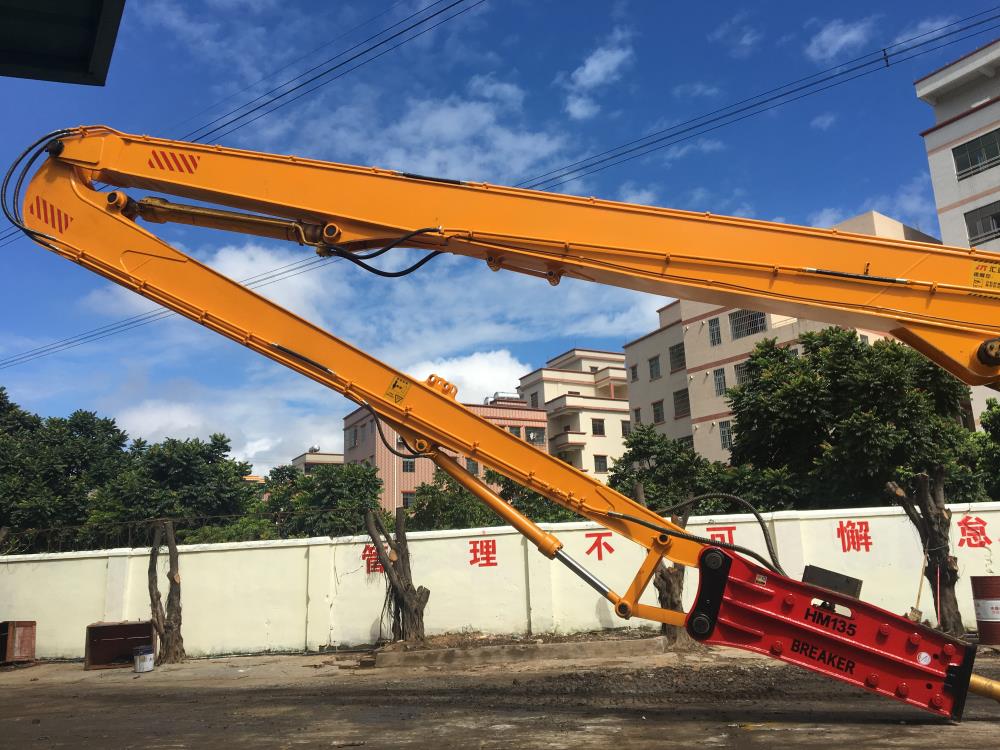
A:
[190,0,475,143]
[168,0,410,135]
[525,12,1000,190]
[1,9,993,367]
[519,8,1000,189]
[207,0,487,143]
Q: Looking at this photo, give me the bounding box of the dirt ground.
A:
[2,646,999,749]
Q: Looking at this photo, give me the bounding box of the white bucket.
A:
[133,646,154,673]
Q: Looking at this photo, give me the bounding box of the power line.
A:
[0,255,344,371]
[2,10,994,369]
[190,0,476,143]
[524,11,1000,190]
[518,9,1000,189]
[167,1,411,136]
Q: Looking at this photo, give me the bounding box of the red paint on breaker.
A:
[686,548,975,719]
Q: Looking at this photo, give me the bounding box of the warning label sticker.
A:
[972,262,1000,290]
[386,376,412,404]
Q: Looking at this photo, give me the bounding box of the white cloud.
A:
[810,112,837,130]
[892,16,956,46]
[679,185,755,218]
[708,12,764,58]
[808,174,939,237]
[808,207,847,228]
[617,181,659,205]
[468,73,525,109]
[672,82,722,98]
[406,349,531,404]
[804,18,876,63]
[662,138,725,165]
[113,370,348,472]
[558,27,634,120]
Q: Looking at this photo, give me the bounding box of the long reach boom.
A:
[9,126,1000,718]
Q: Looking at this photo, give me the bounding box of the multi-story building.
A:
[624,211,928,462]
[290,449,344,474]
[343,395,548,511]
[517,349,630,481]
[916,38,1000,425]
[916,39,1000,252]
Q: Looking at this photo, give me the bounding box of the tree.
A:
[0,391,131,549]
[407,470,502,531]
[485,469,577,523]
[364,507,429,642]
[728,329,983,507]
[279,463,383,538]
[728,327,986,636]
[148,519,185,663]
[85,433,258,543]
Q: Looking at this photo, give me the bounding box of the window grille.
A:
[708,317,722,346]
[966,200,1000,246]
[734,360,752,386]
[648,355,661,380]
[652,400,665,423]
[668,342,686,372]
[954,127,1000,180]
[728,309,767,340]
[719,420,733,450]
[673,388,691,418]
[593,455,608,473]
[713,367,727,396]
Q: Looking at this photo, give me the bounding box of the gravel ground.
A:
[2,646,998,749]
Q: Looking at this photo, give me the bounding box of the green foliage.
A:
[279,463,384,538]
[485,469,578,523]
[85,434,257,535]
[728,328,985,507]
[407,470,503,531]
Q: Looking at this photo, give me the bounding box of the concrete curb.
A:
[374,635,668,668]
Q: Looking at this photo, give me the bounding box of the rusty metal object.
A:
[84,621,156,670]
[1,621,36,664]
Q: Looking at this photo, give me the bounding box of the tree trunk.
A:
[636,482,692,645]
[886,468,964,638]
[364,508,430,643]
[148,520,186,664]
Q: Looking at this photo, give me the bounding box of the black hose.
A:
[657,492,786,576]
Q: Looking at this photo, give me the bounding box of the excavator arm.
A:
[9,125,1000,717]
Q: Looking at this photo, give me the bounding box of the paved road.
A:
[2,648,998,748]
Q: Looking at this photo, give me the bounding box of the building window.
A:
[708,317,722,346]
[673,388,691,418]
[568,390,581,395]
[594,454,608,473]
[859,334,869,345]
[719,420,733,450]
[652,400,665,423]
[966,199,1000,246]
[529,392,539,408]
[349,427,358,449]
[788,347,799,357]
[466,458,479,475]
[954,126,1000,180]
[402,458,415,473]
[590,366,598,372]
[633,407,642,424]
[713,367,727,396]
[668,342,686,372]
[525,427,545,445]
[507,425,522,438]
[678,435,694,450]
[734,360,752,386]
[648,355,661,380]
[728,309,767,340]
[629,364,638,382]
[621,420,631,437]
[402,491,415,508]
[591,418,606,436]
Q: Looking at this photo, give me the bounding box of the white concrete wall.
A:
[2,502,999,658]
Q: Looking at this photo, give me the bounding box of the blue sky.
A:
[0,1,994,471]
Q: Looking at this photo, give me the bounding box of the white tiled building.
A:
[624,212,929,462]
[916,38,1000,426]
[517,349,629,482]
